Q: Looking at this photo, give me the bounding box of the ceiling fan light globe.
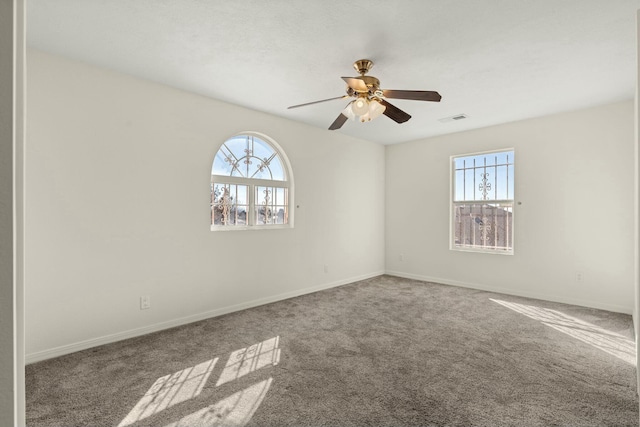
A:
[352,97,370,115]
[368,99,386,120]
[342,103,357,121]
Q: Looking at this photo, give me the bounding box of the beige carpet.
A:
[26,275,638,426]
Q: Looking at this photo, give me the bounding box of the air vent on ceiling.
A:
[438,114,468,123]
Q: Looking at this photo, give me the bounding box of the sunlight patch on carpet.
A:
[117,336,281,427]
[216,337,280,387]
[490,298,636,365]
[117,358,218,426]
[162,378,273,427]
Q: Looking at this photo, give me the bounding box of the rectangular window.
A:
[211,183,249,226]
[452,150,514,253]
[255,186,288,225]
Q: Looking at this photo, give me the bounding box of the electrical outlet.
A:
[140,295,151,310]
[575,272,583,283]
[323,264,329,273]
[399,253,405,262]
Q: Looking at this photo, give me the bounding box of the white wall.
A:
[1,0,25,425]
[25,50,385,361]
[386,101,635,313]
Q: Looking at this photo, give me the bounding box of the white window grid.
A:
[211,133,292,230]
[451,150,514,253]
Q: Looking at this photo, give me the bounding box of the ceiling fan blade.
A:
[383,90,442,102]
[341,76,368,92]
[288,95,348,109]
[328,113,349,130]
[379,99,411,123]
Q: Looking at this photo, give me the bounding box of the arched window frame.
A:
[210,132,294,231]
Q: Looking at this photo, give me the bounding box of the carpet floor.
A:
[26,275,638,426]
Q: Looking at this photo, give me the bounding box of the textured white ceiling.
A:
[27,0,640,145]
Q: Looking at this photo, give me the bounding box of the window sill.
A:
[210,224,292,232]
[451,246,513,255]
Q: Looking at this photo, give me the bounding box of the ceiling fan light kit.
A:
[288,59,442,130]
[344,97,386,122]
[351,97,370,115]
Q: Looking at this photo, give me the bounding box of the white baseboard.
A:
[385,270,633,315]
[26,271,385,364]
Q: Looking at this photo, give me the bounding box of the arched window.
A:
[211,132,293,229]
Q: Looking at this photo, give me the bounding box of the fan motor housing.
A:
[360,75,380,89]
[348,75,380,96]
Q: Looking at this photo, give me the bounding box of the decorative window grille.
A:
[211,133,292,229]
[452,150,514,253]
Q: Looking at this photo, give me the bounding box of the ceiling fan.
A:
[288,59,442,130]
